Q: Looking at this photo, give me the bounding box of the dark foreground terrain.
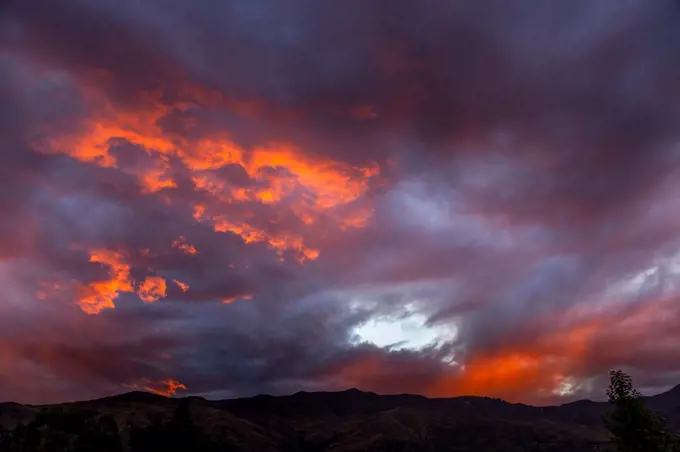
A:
[1,385,679,451]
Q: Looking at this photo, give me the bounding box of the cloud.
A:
[1,0,680,405]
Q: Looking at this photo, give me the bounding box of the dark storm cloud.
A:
[0,304,185,403]
[11,0,679,176]
[2,0,680,405]
[7,0,680,198]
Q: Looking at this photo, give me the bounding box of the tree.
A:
[603,369,680,452]
[147,397,241,452]
[130,397,224,452]
[0,408,123,452]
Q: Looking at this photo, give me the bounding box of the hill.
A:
[1,385,679,451]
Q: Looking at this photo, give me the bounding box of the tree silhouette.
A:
[129,397,230,452]
[0,408,122,452]
[603,369,680,452]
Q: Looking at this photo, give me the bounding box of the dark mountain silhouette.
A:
[1,385,680,451]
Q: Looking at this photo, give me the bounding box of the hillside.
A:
[1,386,679,451]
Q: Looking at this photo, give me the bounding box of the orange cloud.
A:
[222,293,254,304]
[436,351,570,402]
[34,88,379,264]
[123,378,187,397]
[314,297,679,403]
[209,216,319,263]
[428,297,679,402]
[338,207,374,230]
[78,250,135,315]
[137,276,167,304]
[172,279,190,293]
[246,145,379,211]
[73,250,168,313]
[172,236,198,255]
[33,90,178,193]
[190,143,378,261]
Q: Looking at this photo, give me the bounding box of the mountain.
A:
[1,385,680,451]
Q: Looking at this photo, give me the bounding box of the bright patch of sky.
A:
[604,246,680,304]
[351,304,456,351]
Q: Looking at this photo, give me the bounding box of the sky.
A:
[2,0,680,406]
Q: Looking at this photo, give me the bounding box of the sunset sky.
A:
[2,0,680,405]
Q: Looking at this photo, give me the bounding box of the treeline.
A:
[0,408,122,452]
[599,369,680,452]
[0,398,236,452]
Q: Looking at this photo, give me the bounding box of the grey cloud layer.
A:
[1,0,680,404]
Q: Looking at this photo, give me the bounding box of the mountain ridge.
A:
[1,385,679,451]
[5,379,680,408]
[6,381,680,408]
